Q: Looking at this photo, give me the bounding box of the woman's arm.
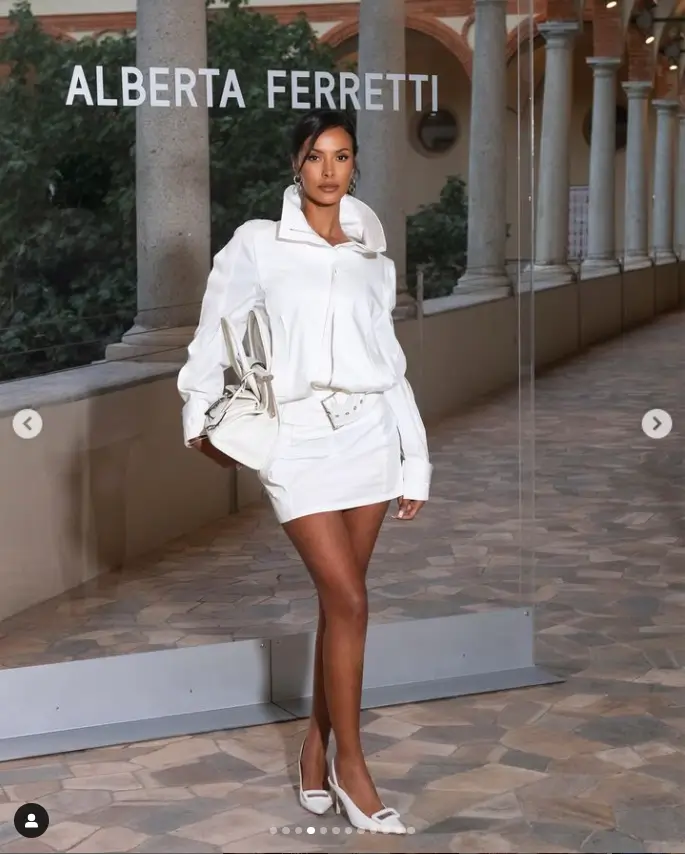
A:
[177,222,260,446]
[375,260,432,501]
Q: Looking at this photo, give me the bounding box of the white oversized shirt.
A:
[177,184,432,501]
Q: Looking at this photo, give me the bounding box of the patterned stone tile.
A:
[581,830,648,853]
[34,821,98,852]
[517,794,616,829]
[130,836,220,854]
[580,771,681,808]
[616,804,685,840]
[574,715,682,747]
[172,806,291,847]
[67,826,148,852]
[499,748,551,772]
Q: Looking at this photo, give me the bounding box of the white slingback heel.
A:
[298,739,333,816]
[328,758,407,835]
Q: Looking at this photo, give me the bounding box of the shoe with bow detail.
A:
[328,758,406,834]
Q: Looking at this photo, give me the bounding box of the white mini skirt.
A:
[258,391,403,524]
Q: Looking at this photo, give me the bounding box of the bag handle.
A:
[246,308,272,372]
[220,315,250,377]
[220,307,274,403]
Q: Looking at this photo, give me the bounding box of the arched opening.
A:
[323,22,471,212]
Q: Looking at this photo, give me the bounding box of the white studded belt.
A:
[319,391,376,430]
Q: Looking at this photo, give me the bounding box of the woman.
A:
[177,108,432,834]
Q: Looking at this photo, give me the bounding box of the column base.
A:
[622,255,652,271]
[455,269,511,296]
[580,258,621,279]
[522,263,576,289]
[653,250,677,265]
[105,325,196,363]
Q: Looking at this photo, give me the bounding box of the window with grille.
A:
[568,185,589,261]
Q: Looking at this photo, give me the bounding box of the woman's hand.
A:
[393,497,425,521]
[189,436,239,469]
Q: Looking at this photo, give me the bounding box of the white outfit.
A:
[177,185,432,523]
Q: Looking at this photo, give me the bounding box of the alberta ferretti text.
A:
[66,66,440,111]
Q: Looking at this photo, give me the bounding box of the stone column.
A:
[652,100,678,264]
[107,0,211,361]
[675,110,685,259]
[581,57,621,277]
[530,21,578,285]
[622,81,652,269]
[356,1,411,316]
[456,0,510,294]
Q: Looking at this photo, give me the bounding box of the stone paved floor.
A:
[1,311,684,852]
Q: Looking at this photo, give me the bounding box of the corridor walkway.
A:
[0,310,684,853]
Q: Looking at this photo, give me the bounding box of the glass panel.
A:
[0,0,539,701]
[512,3,538,619]
[527,10,685,686]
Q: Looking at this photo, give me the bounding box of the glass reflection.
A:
[1,0,537,686]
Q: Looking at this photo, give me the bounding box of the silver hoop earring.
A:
[293,173,302,186]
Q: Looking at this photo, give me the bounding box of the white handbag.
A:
[203,306,279,471]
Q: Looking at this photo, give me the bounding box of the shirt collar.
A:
[276,184,387,253]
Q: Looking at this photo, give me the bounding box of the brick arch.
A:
[461,13,475,40]
[320,14,472,80]
[650,0,678,53]
[505,17,544,62]
[653,52,678,97]
[626,22,655,81]
[92,28,131,40]
[622,0,641,33]
[38,22,75,41]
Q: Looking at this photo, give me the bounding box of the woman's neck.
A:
[301,196,345,243]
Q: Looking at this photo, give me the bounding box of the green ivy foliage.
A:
[0,1,137,379]
[0,0,467,381]
[407,175,468,299]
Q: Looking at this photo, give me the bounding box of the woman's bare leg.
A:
[298,602,330,789]
[334,501,391,810]
[284,501,389,815]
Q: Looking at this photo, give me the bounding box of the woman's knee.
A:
[322,583,368,624]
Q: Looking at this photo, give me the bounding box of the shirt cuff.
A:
[401,457,432,501]
[182,399,209,447]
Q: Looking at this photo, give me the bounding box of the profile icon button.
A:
[14,803,49,838]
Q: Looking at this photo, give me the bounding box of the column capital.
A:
[538,20,579,45]
[622,80,652,98]
[587,56,622,76]
[653,99,679,112]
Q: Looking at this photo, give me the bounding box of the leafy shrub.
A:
[0,1,137,379]
[407,175,468,300]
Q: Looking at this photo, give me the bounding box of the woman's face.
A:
[294,126,355,206]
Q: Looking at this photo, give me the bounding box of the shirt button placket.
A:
[332,246,339,285]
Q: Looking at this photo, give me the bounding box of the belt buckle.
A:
[320,392,366,430]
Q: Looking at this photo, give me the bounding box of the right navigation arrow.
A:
[642,409,672,439]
